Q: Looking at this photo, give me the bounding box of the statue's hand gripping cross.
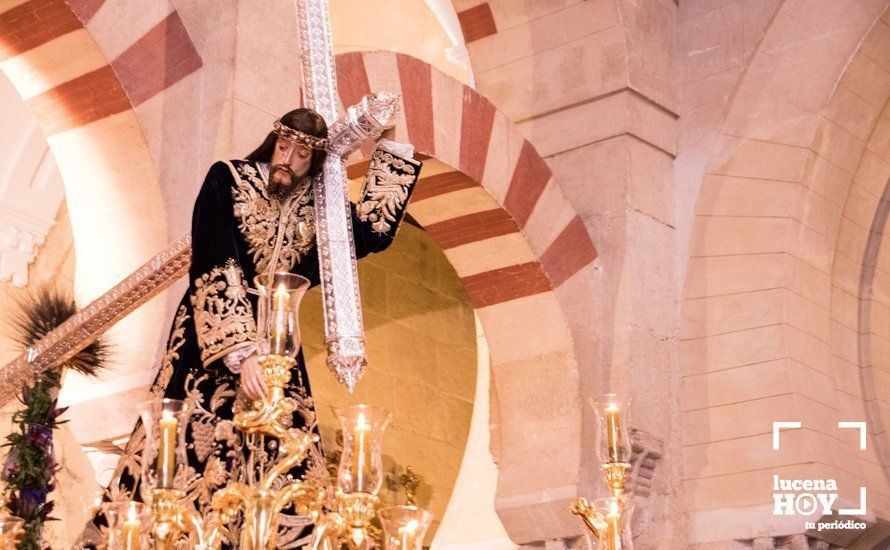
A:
[297,0,402,392]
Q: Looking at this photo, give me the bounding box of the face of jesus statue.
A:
[268,137,313,197]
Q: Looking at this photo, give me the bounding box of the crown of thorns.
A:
[273,120,330,150]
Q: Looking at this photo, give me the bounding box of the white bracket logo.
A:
[772,421,867,518]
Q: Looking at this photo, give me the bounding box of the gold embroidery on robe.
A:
[357,148,418,235]
[228,161,315,274]
[150,305,189,398]
[191,259,257,365]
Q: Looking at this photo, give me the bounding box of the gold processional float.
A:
[0,272,433,549]
[0,0,641,539]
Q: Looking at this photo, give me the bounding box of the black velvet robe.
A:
[78,148,420,548]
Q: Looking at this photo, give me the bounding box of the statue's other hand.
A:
[239,353,268,401]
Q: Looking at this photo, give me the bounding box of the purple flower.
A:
[28,424,52,449]
[16,488,46,518]
[2,448,19,481]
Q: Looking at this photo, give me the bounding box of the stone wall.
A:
[454,0,684,546]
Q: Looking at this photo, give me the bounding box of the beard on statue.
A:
[267,163,301,198]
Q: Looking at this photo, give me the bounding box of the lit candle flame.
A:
[121,500,141,549]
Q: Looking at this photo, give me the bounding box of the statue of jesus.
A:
[77,107,421,547]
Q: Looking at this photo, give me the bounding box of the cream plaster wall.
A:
[433,313,516,550]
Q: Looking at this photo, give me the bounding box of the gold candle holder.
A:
[378,505,433,549]
[339,491,379,550]
[336,405,392,495]
[309,404,395,550]
[150,488,187,550]
[572,393,635,550]
[602,461,631,498]
[206,272,318,549]
[129,272,330,549]
[213,359,316,550]
[103,501,147,550]
[308,491,379,550]
[138,398,189,493]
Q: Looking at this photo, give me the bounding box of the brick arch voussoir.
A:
[336,50,597,294]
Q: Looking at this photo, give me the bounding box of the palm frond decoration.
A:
[6,285,110,378]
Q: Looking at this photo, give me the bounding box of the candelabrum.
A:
[204,272,327,550]
[111,271,434,549]
[571,394,635,550]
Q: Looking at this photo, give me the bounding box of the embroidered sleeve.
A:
[354,143,422,240]
[191,259,257,366]
[189,162,258,367]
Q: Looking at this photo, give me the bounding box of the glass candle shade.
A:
[103,501,148,550]
[138,398,189,491]
[0,517,23,550]
[255,272,310,359]
[590,394,633,464]
[378,505,433,550]
[591,496,634,550]
[336,404,392,494]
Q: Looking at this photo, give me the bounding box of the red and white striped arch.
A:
[0,0,204,437]
[338,50,597,306]
[338,50,596,533]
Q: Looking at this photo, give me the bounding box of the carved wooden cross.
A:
[296,0,400,392]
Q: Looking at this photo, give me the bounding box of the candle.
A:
[120,501,140,549]
[605,402,621,463]
[606,499,622,550]
[398,519,419,548]
[270,284,290,355]
[156,411,178,489]
[352,413,371,492]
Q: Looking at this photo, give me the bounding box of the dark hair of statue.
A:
[246,108,328,178]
